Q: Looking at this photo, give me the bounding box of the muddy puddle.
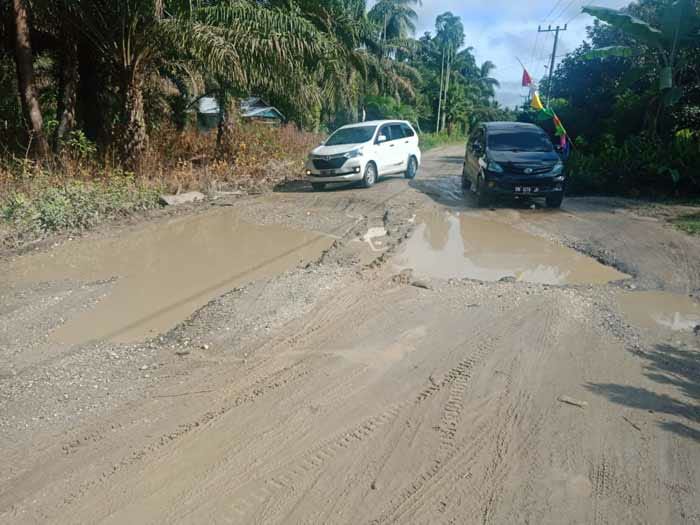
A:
[393,210,629,285]
[617,291,700,332]
[4,209,332,344]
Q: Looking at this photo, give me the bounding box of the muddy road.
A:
[1,146,699,524]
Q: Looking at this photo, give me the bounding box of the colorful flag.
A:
[553,114,567,137]
[531,91,545,111]
[522,68,533,87]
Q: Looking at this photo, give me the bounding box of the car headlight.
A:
[551,161,564,175]
[344,147,364,159]
[486,161,504,173]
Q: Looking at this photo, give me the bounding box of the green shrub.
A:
[420,132,465,151]
[1,176,162,237]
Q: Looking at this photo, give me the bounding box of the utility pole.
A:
[538,24,567,106]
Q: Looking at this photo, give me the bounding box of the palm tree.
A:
[11,0,49,158]
[369,0,421,42]
[434,12,464,132]
[476,60,500,100]
[53,0,334,168]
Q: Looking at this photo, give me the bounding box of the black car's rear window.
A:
[488,131,553,152]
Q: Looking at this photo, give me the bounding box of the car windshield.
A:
[325,126,377,146]
[488,131,553,152]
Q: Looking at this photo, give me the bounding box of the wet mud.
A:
[392,209,630,285]
[4,209,332,343]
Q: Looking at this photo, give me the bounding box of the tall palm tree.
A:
[476,60,500,100]
[434,11,464,132]
[369,0,421,42]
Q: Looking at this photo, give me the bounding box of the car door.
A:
[375,124,398,174]
[388,124,409,172]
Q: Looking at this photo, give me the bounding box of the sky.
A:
[410,0,631,108]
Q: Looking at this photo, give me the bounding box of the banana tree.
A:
[583,1,700,105]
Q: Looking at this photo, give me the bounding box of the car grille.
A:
[312,155,347,170]
[503,163,554,175]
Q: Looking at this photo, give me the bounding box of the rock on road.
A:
[1,146,699,524]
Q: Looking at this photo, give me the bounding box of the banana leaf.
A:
[582,46,637,59]
[582,6,665,48]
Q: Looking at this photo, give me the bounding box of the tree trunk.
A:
[12,0,49,158]
[216,90,239,157]
[118,71,147,170]
[54,34,79,152]
[436,50,445,133]
[441,49,452,134]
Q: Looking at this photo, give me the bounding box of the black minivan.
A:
[462,122,566,208]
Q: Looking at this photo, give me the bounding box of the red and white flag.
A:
[522,68,533,87]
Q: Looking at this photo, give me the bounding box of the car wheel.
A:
[362,162,377,188]
[404,156,418,179]
[476,176,491,207]
[461,169,472,191]
[311,183,325,192]
[546,194,564,208]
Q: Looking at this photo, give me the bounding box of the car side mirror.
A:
[472,141,482,154]
[377,134,388,144]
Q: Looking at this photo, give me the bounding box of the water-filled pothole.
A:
[617,291,700,331]
[5,209,332,344]
[392,210,629,285]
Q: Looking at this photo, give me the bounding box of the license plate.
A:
[321,170,336,176]
[515,186,539,193]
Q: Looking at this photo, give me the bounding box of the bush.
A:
[2,175,161,236]
[565,130,700,197]
[419,132,465,151]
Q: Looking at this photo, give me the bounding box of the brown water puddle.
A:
[4,209,332,344]
[392,210,629,285]
[617,291,700,332]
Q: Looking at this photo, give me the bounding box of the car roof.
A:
[340,120,410,129]
[483,121,545,134]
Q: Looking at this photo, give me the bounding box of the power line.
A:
[538,23,568,104]
[550,0,580,25]
[542,0,567,25]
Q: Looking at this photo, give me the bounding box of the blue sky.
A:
[411,0,630,108]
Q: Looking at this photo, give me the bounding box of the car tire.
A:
[362,162,377,188]
[476,176,491,207]
[311,183,325,192]
[546,194,564,208]
[404,156,418,179]
[461,169,472,191]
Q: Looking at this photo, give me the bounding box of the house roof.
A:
[241,106,285,120]
[198,96,284,120]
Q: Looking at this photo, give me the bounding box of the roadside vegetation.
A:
[521,0,700,198]
[673,213,700,235]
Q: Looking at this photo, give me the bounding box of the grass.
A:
[672,213,700,235]
[419,132,466,151]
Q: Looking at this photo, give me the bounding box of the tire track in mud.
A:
[218,317,500,524]
[371,301,558,525]
[164,361,373,522]
[210,404,406,523]
[13,357,316,520]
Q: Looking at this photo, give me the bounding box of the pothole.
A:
[617,291,700,332]
[391,210,629,285]
[5,209,333,344]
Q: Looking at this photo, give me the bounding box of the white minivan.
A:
[305,120,421,191]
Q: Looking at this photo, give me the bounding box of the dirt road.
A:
[1,146,699,524]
